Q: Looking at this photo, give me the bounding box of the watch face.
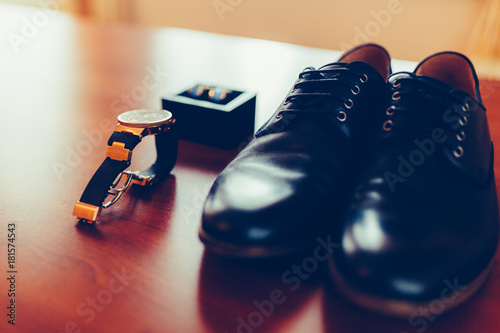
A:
[117,109,173,128]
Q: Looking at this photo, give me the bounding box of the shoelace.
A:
[276,67,369,123]
[382,77,472,158]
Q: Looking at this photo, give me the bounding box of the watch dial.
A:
[117,109,173,127]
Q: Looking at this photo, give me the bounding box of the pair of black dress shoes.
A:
[199,44,499,317]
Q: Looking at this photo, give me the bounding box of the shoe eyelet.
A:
[344,99,353,109]
[456,131,465,141]
[337,111,347,122]
[276,112,283,119]
[461,104,468,112]
[453,146,464,158]
[459,117,468,126]
[464,101,471,111]
[392,80,401,88]
[386,106,395,116]
[360,74,368,83]
[383,120,393,131]
[351,85,360,95]
[392,92,401,101]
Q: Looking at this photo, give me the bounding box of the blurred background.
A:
[1,0,499,78]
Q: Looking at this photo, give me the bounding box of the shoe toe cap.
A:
[200,163,334,254]
[202,170,298,244]
[333,205,496,304]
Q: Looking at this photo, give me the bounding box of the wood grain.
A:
[0,4,499,333]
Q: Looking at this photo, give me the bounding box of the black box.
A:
[162,84,256,149]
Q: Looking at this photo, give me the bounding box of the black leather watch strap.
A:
[79,158,130,206]
[137,128,178,180]
[74,125,177,222]
[108,131,144,150]
[78,130,145,206]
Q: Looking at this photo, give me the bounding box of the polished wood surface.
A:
[1,4,499,333]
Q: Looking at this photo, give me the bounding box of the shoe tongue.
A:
[389,72,455,92]
[389,72,477,116]
[389,72,411,81]
[318,62,348,71]
[319,60,381,79]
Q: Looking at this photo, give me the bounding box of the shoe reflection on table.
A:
[197,251,322,333]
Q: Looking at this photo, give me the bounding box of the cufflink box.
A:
[161,84,256,149]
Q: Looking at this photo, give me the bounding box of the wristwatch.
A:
[73,109,177,224]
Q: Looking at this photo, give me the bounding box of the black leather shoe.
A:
[200,44,391,257]
[330,52,499,317]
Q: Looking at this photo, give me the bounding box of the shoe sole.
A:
[328,257,494,318]
[198,227,313,258]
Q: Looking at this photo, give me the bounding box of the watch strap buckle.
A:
[102,171,134,208]
[102,170,157,209]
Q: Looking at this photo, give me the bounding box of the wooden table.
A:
[1,4,499,333]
